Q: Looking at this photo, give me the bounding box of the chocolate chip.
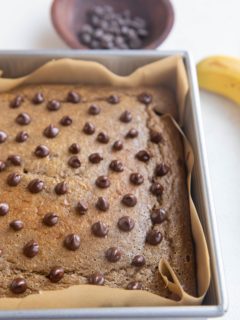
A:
[10,95,24,108]
[88,272,105,285]
[47,100,61,111]
[121,194,137,207]
[0,249,2,256]
[7,155,22,166]
[83,122,95,135]
[127,281,143,290]
[0,202,9,216]
[88,104,101,115]
[138,93,152,105]
[125,128,138,138]
[34,145,49,158]
[10,278,27,294]
[10,219,24,231]
[55,181,68,195]
[118,216,135,231]
[48,267,64,283]
[0,160,6,172]
[91,221,109,237]
[109,160,124,172]
[64,234,80,251]
[0,131,7,143]
[60,115,72,126]
[107,95,120,104]
[89,153,103,164]
[105,247,122,262]
[43,125,59,138]
[68,156,81,168]
[7,173,21,186]
[32,92,44,104]
[75,201,88,215]
[150,129,162,144]
[119,110,132,123]
[151,208,167,224]
[96,197,109,211]
[23,240,39,258]
[150,182,164,196]
[97,132,109,143]
[16,112,31,125]
[69,143,80,154]
[146,230,162,245]
[155,163,170,176]
[67,91,81,103]
[15,131,29,143]
[28,179,44,193]
[112,140,123,151]
[95,176,110,188]
[129,173,144,185]
[43,212,59,227]
[135,150,151,162]
[131,255,145,267]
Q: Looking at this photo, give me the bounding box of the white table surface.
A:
[0,0,239,319]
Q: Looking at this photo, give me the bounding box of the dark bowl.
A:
[51,0,174,49]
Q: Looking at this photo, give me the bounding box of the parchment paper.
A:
[0,56,210,309]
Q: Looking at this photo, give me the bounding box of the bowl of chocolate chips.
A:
[51,0,174,49]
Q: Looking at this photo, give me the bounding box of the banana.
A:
[197,56,240,105]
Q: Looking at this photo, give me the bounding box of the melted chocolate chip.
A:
[15,131,29,143]
[155,163,170,176]
[0,202,9,216]
[109,160,124,172]
[105,247,121,262]
[131,255,146,267]
[7,155,22,166]
[138,92,152,105]
[129,173,144,185]
[28,179,44,193]
[83,122,95,135]
[107,95,120,104]
[67,91,81,103]
[121,194,137,207]
[119,110,132,123]
[112,140,123,151]
[10,219,24,231]
[10,278,27,294]
[43,212,59,226]
[69,143,80,154]
[96,197,109,211]
[55,181,68,195]
[47,100,61,111]
[34,145,49,158]
[125,128,138,138]
[150,129,162,144]
[68,156,81,168]
[135,150,151,162]
[150,208,167,224]
[95,176,110,188]
[48,267,64,283]
[16,112,31,125]
[32,92,44,104]
[91,221,109,237]
[118,216,135,231]
[150,182,164,196]
[89,153,103,164]
[0,249,2,256]
[0,160,6,172]
[88,272,105,285]
[64,234,80,251]
[127,281,143,290]
[97,132,109,143]
[88,104,101,115]
[146,230,162,245]
[10,95,24,108]
[43,124,59,138]
[7,173,21,186]
[60,115,73,126]
[76,201,88,215]
[23,240,39,258]
[0,131,7,143]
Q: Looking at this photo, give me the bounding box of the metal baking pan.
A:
[0,50,227,319]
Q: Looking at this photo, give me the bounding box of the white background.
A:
[0,0,239,319]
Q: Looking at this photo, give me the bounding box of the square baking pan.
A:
[0,50,227,319]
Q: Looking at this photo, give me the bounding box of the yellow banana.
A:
[197,56,240,105]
